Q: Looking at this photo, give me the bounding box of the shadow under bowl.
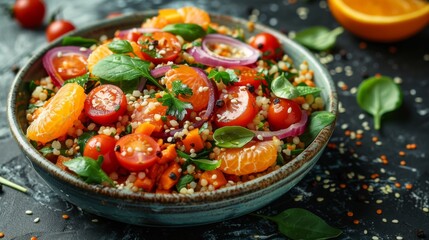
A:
[7,11,337,226]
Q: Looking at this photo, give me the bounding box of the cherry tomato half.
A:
[214,86,258,127]
[267,98,302,130]
[115,133,160,172]
[138,32,181,64]
[46,20,76,42]
[13,0,46,29]
[249,32,284,61]
[231,66,266,89]
[83,135,119,174]
[52,52,87,80]
[84,84,127,125]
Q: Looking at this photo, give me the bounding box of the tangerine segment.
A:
[27,83,85,144]
[328,0,429,42]
[218,140,279,176]
[87,41,144,74]
[178,6,211,29]
[131,98,168,132]
[164,65,210,112]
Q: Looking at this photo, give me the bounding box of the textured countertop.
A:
[1,0,429,239]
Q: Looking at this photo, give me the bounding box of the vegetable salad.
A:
[26,6,335,194]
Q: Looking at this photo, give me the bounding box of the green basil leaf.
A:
[108,40,135,54]
[356,76,402,130]
[100,77,141,94]
[260,208,342,240]
[213,126,255,148]
[271,74,299,99]
[64,156,114,186]
[163,23,206,41]
[176,174,194,192]
[77,131,96,155]
[62,36,98,48]
[64,72,90,87]
[296,86,321,96]
[29,80,38,93]
[206,25,218,34]
[300,111,336,145]
[294,26,343,51]
[189,158,221,171]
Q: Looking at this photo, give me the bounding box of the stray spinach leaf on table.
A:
[293,26,343,51]
[356,75,402,130]
[254,208,342,240]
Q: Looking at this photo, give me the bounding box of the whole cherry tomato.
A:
[13,0,46,28]
[46,20,76,42]
[249,32,284,61]
[267,98,302,130]
[83,135,119,174]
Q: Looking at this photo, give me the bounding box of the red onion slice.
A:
[42,46,92,87]
[150,65,172,78]
[252,110,308,141]
[187,34,259,67]
[151,67,217,139]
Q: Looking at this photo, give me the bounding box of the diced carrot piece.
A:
[159,9,184,24]
[199,169,227,189]
[147,163,166,181]
[134,177,154,192]
[158,162,181,190]
[293,96,306,105]
[158,144,177,164]
[56,155,71,171]
[182,128,204,153]
[134,122,156,136]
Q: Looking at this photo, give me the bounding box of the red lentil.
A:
[0,232,4,238]
[398,151,406,157]
[400,160,406,166]
[405,183,413,190]
[31,237,38,240]
[62,214,69,220]
[376,209,382,215]
[353,219,360,225]
[395,182,401,188]
[339,183,347,189]
[347,211,354,217]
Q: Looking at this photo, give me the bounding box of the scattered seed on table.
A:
[91,219,99,223]
[62,214,69,220]
[392,219,399,224]
[423,207,429,213]
[25,210,33,215]
[33,217,40,223]
[30,237,38,240]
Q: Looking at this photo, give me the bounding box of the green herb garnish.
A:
[356,75,402,130]
[177,150,221,171]
[108,40,136,55]
[300,111,336,145]
[208,69,238,85]
[64,72,90,87]
[176,174,194,192]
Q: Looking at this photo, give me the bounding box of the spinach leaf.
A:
[294,26,343,51]
[108,40,135,55]
[176,174,194,192]
[77,131,96,155]
[62,36,98,48]
[91,54,163,89]
[300,111,336,145]
[64,156,114,186]
[206,25,218,34]
[213,126,255,148]
[255,208,342,240]
[163,23,206,41]
[271,74,299,99]
[64,72,90,87]
[356,76,402,130]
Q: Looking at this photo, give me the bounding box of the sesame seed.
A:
[423,207,429,213]
[392,219,399,224]
[25,210,33,215]
[33,217,40,223]
[92,219,99,223]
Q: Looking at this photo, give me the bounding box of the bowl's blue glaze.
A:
[8,11,337,226]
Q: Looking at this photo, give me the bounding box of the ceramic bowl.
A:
[8,11,337,226]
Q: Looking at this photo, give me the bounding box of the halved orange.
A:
[27,83,85,144]
[328,0,429,42]
[218,140,279,176]
[163,65,210,112]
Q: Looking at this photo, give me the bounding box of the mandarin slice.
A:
[27,83,85,144]
[218,140,279,176]
[163,65,210,112]
[177,6,211,29]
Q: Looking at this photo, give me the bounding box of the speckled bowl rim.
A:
[8,11,337,204]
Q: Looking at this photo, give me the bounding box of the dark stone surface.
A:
[1,0,428,239]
